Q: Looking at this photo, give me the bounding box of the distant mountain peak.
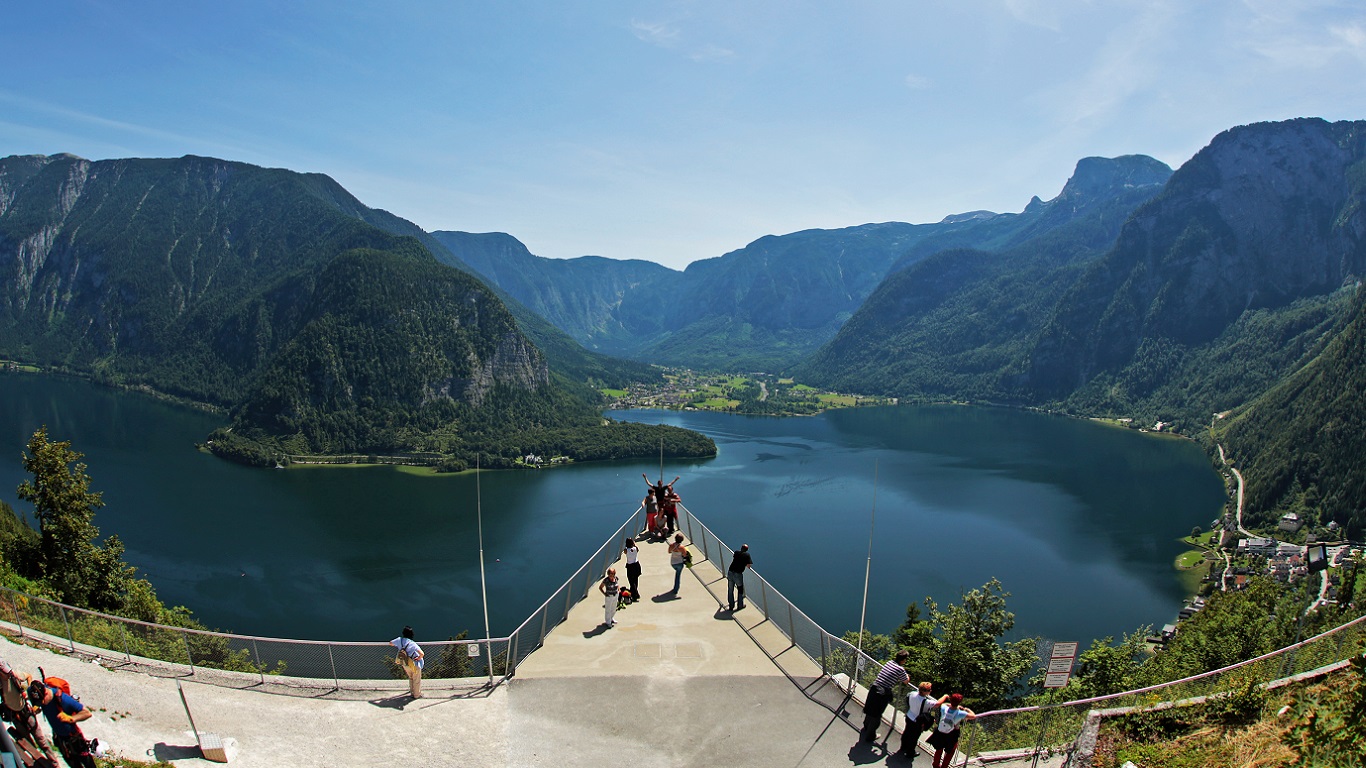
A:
[939,210,999,224]
[1055,155,1172,203]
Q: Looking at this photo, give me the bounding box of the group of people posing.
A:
[597,476,755,628]
[0,657,98,768]
[641,473,681,540]
[863,650,977,767]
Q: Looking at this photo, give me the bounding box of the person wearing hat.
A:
[27,680,94,768]
[391,626,425,699]
[927,693,976,768]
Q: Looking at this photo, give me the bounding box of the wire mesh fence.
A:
[0,509,645,689]
[0,499,1361,764]
[503,507,646,673]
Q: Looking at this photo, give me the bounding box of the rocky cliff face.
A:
[1027,119,1366,395]
[0,153,566,453]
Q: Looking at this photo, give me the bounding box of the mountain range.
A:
[3,117,1364,534]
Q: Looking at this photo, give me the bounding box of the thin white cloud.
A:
[690,44,735,62]
[904,74,932,90]
[1001,0,1065,31]
[631,19,681,49]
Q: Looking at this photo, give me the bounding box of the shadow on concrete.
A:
[847,739,888,765]
[581,624,611,639]
[651,592,680,603]
[367,693,413,710]
[152,743,202,761]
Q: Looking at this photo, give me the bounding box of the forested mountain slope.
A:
[805,118,1366,537]
[0,153,709,464]
[799,155,1172,397]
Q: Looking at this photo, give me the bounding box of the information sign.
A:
[1044,641,1078,688]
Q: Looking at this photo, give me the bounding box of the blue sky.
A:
[4,1,1365,270]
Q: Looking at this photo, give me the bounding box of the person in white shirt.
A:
[390,625,424,699]
[901,682,946,758]
[623,538,641,603]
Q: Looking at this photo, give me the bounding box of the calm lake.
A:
[0,372,1226,646]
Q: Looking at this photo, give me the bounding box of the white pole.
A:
[477,454,494,685]
[659,436,664,483]
[854,460,878,690]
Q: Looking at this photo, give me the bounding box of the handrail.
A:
[0,499,1360,726]
[974,610,1366,718]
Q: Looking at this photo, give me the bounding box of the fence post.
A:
[182,633,196,676]
[958,722,978,768]
[7,591,24,638]
[509,632,521,680]
[59,605,75,651]
[758,577,770,617]
[118,621,131,663]
[539,606,549,649]
[327,643,339,690]
[683,508,695,548]
[820,631,829,676]
[252,639,265,685]
[786,598,797,644]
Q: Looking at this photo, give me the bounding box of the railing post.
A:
[820,630,829,676]
[7,590,24,637]
[683,508,695,550]
[787,598,797,643]
[958,721,978,768]
[118,621,131,662]
[59,605,75,651]
[182,633,196,676]
[252,638,265,684]
[539,606,549,648]
[758,576,770,617]
[327,643,339,690]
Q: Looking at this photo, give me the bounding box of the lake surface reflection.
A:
[0,372,1225,645]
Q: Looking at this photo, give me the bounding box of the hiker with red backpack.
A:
[26,674,95,768]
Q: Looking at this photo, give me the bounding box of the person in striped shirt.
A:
[861,649,911,742]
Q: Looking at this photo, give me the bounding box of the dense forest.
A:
[0,153,714,467]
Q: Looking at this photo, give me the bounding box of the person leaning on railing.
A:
[927,693,976,768]
[862,649,911,743]
[900,682,945,758]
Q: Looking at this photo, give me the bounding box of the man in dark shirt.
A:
[727,544,753,611]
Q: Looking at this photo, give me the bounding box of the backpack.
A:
[40,668,75,700]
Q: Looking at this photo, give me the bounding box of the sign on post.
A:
[1043,641,1078,688]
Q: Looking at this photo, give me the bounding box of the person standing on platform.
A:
[666,533,687,596]
[727,544,753,611]
[861,649,910,743]
[901,682,945,759]
[599,567,621,626]
[623,538,641,604]
[927,693,976,768]
[391,625,425,699]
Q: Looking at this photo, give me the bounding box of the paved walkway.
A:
[0,532,897,767]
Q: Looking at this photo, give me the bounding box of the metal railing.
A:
[0,499,1361,767]
[502,507,646,673]
[0,508,647,691]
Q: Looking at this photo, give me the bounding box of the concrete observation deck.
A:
[0,529,913,767]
